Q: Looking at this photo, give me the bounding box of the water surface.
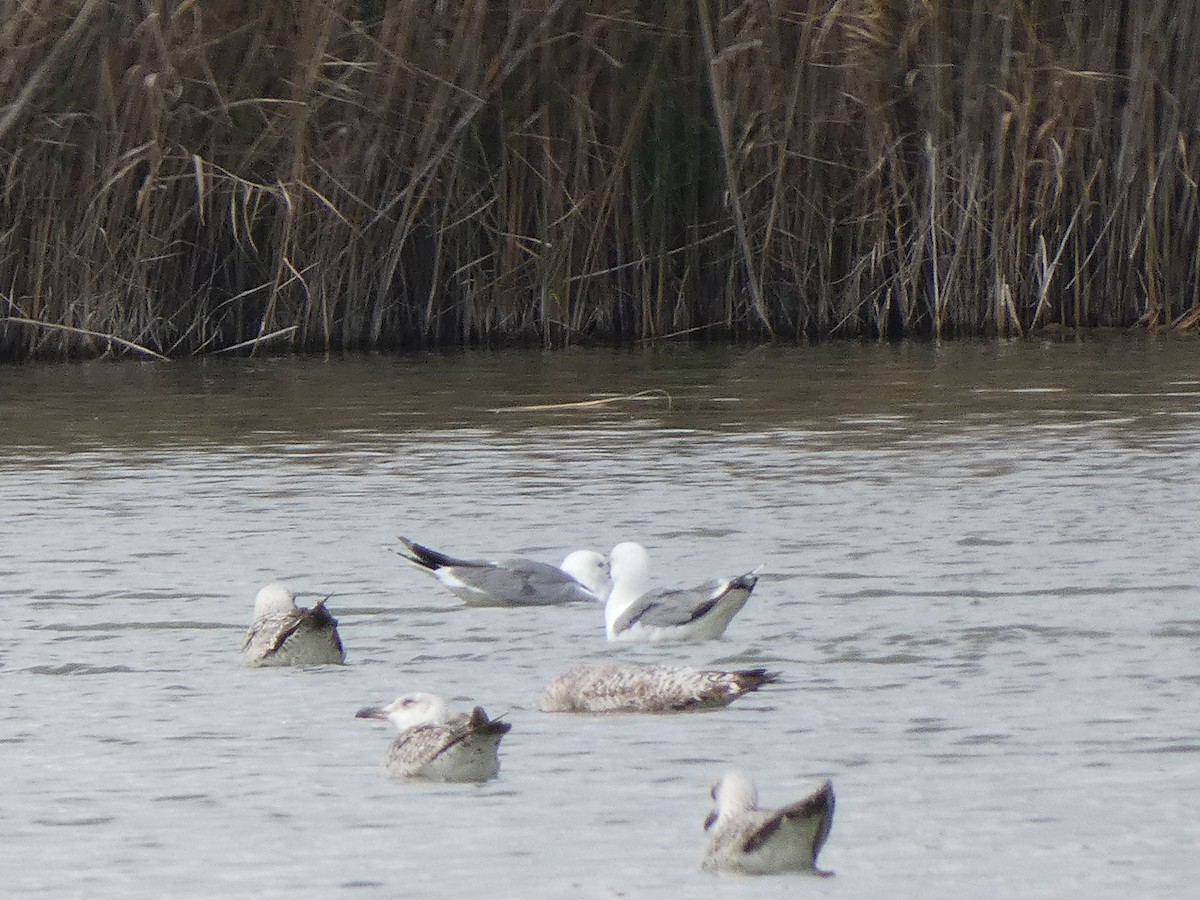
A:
[2,338,1198,898]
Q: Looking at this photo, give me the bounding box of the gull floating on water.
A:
[541,663,779,713]
[242,581,346,667]
[397,536,611,607]
[604,542,758,642]
[703,771,835,875]
[355,692,511,782]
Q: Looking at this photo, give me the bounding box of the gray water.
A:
[1,339,1198,899]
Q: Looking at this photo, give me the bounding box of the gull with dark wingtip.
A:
[241,581,345,667]
[397,536,611,607]
[703,771,835,875]
[604,542,758,642]
[355,692,511,782]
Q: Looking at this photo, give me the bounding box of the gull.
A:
[604,542,758,642]
[703,771,835,875]
[397,536,611,607]
[541,663,779,713]
[355,692,511,782]
[241,581,345,667]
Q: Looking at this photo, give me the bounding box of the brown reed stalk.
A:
[2,0,1200,360]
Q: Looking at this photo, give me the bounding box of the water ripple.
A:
[25,663,138,676]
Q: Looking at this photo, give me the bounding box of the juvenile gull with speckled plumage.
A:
[703,771,835,875]
[355,692,511,782]
[397,536,611,606]
[541,663,779,713]
[241,581,345,667]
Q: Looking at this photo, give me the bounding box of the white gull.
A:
[703,771,835,875]
[397,536,611,607]
[355,691,511,782]
[604,542,758,642]
[541,663,779,713]
[242,581,345,667]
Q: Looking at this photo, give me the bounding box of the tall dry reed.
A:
[1,0,1199,359]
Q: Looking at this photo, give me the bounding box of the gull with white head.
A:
[397,536,611,607]
[242,581,345,667]
[703,770,835,875]
[604,542,758,642]
[355,691,511,782]
[541,663,779,714]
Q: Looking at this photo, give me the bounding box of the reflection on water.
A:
[2,337,1199,899]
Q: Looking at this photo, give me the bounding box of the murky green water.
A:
[2,338,1198,898]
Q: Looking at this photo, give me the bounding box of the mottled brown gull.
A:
[241,581,345,667]
[540,663,779,713]
[703,771,835,875]
[397,536,611,607]
[605,542,758,642]
[355,692,511,782]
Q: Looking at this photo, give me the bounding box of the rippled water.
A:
[2,339,1199,899]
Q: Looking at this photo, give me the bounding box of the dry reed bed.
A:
[1,0,1198,359]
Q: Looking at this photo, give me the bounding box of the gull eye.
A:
[401,698,416,708]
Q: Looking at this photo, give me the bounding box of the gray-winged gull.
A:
[355,692,511,782]
[397,536,611,607]
[703,771,835,875]
[604,542,758,642]
[541,663,779,713]
[242,581,346,667]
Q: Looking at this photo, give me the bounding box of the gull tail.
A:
[730,572,760,593]
[397,536,464,572]
[308,597,339,628]
[468,706,513,737]
[730,667,780,695]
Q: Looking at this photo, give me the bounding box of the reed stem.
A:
[1,1,1198,359]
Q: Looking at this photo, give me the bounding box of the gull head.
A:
[253,581,298,619]
[608,542,651,593]
[705,770,759,830]
[605,543,652,630]
[560,550,612,600]
[356,692,449,732]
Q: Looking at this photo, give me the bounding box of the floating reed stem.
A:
[492,389,673,413]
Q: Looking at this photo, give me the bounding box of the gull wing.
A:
[439,557,597,605]
[742,780,835,862]
[266,601,341,655]
[497,559,601,605]
[390,707,512,774]
[614,574,756,632]
[399,537,596,605]
[541,664,780,713]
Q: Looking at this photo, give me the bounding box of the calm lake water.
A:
[2,338,1198,899]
